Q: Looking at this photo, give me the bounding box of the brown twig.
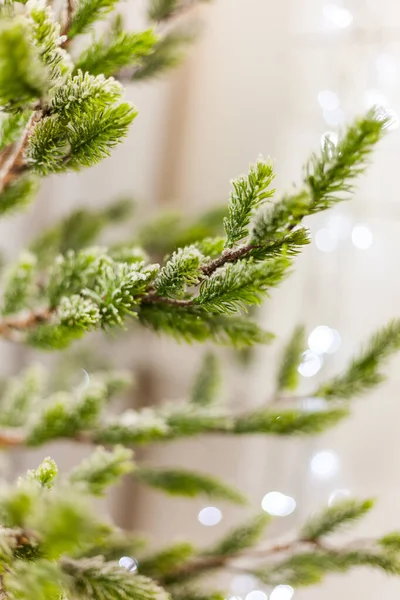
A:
[0,110,41,193]
[0,306,53,341]
[61,0,75,48]
[200,243,254,277]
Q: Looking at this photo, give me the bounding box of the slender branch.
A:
[0,110,41,192]
[200,244,254,277]
[0,306,53,341]
[157,537,379,584]
[61,0,75,47]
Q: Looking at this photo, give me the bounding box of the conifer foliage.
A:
[0,0,399,598]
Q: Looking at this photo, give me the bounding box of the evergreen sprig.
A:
[316,319,400,399]
[224,158,275,247]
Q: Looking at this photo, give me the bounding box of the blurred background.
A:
[2,0,400,598]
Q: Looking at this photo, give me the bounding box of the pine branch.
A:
[276,325,306,392]
[316,319,400,399]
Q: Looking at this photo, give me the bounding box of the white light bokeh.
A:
[322,108,345,126]
[301,397,327,412]
[363,89,388,110]
[311,451,339,479]
[327,214,352,240]
[351,224,373,250]
[298,351,323,378]
[318,90,340,111]
[119,557,138,572]
[231,576,258,595]
[198,506,222,526]
[326,329,341,353]
[383,108,400,131]
[261,492,296,517]
[308,326,334,354]
[376,53,397,85]
[245,591,268,600]
[320,131,338,149]
[270,586,294,600]
[315,228,337,253]
[323,4,353,28]
[328,488,351,507]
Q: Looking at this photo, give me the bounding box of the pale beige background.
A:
[2,0,400,598]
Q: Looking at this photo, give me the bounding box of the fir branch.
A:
[206,514,270,557]
[132,29,195,81]
[195,257,290,314]
[62,557,170,600]
[68,0,120,39]
[251,109,390,246]
[190,352,220,406]
[300,498,375,542]
[69,446,134,495]
[276,325,306,392]
[75,29,157,77]
[154,246,203,298]
[223,158,275,248]
[134,466,247,504]
[0,19,48,109]
[316,319,400,399]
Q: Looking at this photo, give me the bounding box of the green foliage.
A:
[27,72,137,175]
[139,305,273,347]
[232,405,350,435]
[134,466,247,504]
[69,446,134,495]
[251,109,389,247]
[207,513,270,556]
[276,325,305,391]
[132,29,196,80]
[148,0,180,21]
[316,319,400,399]
[50,71,123,121]
[0,176,39,216]
[76,29,157,77]
[196,257,290,314]
[155,246,202,298]
[5,560,63,600]
[190,352,220,406]
[26,457,58,488]
[224,158,275,247]
[30,199,133,265]
[1,251,37,315]
[27,381,106,445]
[0,18,47,107]
[300,498,374,541]
[0,110,29,151]
[63,558,170,600]
[27,0,71,82]
[69,0,121,39]
[140,542,195,578]
[0,364,46,427]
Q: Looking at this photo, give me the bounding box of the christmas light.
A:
[118,557,138,572]
[231,575,258,595]
[351,224,373,249]
[320,131,338,148]
[311,451,339,479]
[270,586,294,600]
[198,506,222,526]
[261,492,296,516]
[298,351,323,378]
[315,228,337,253]
[245,591,268,600]
[323,4,353,29]
[318,90,340,111]
[322,108,345,126]
[328,489,351,506]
